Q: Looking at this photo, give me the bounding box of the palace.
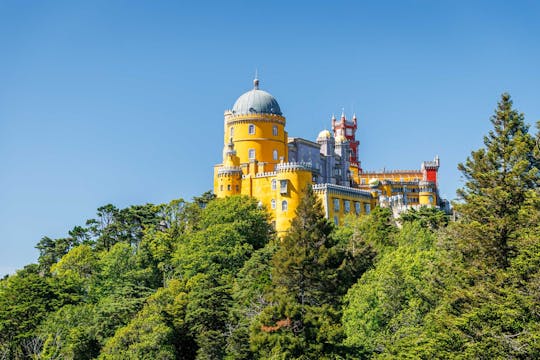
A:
[213,78,447,234]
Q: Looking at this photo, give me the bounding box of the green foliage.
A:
[0,264,79,359]
[3,95,540,360]
[399,206,449,230]
[226,244,276,359]
[342,223,448,356]
[99,283,184,360]
[251,186,358,359]
[455,93,540,268]
[198,195,273,249]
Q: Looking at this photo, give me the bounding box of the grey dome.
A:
[232,80,282,116]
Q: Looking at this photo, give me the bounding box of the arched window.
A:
[273,149,278,161]
[272,125,278,136]
[271,199,276,209]
[248,124,255,135]
[230,127,234,137]
[271,179,277,190]
[248,149,255,160]
[281,200,288,211]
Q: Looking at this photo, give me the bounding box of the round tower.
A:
[215,140,243,197]
[224,78,288,172]
[418,180,436,206]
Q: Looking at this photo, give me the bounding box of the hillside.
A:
[1,93,539,359]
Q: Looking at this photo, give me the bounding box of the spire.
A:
[341,108,346,120]
[253,69,259,89]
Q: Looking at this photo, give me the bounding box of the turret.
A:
[421,156,440,183]
[215,140,242,197]
[317,129,335,156]
[331,111,360,169]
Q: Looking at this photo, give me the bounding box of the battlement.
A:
[313,183,373,198]
[217,166,242,176]
[276,161,313,172]
[360,169,422,175]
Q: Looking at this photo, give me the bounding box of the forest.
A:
[1,93,539,359]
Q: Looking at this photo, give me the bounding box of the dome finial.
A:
[253,69,259,89]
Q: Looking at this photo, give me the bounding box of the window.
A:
[346,128,353,136]
[355,202,361,214]
[230,127,234,137]
[248,149,255,160]
[248,124,255,135]
[280,180,288,194]
[271,179,277,190]
[273,149,278,161]
[220,185,223,191]
[273,125,278,136]
[271,199,276,209]
[281,200,288,211]
[227,184,231,191]
[344,200,350,213]
[361,179,366,185]
[364,203,371,214]
[333,198,340,211]
[235,185,239,192]
[429,195,434,204]
[334,216,339,225]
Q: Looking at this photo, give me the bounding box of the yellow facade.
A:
[224,113,288,165]
[313,185,377,226]
[356,170,438,207]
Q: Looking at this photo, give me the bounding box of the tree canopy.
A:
[1,93,539,359]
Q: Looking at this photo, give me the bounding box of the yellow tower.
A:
[214,78,314,235]
[418,180,437,206]
[223,78,288,170]
[214,140,242,197]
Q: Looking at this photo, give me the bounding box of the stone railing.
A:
[255,171,277,178]
[276,161,313,172]
[360,169,421,175]
[312,183,372,198]
[217,166,242,175]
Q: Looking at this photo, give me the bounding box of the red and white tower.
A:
[332,111,361,171]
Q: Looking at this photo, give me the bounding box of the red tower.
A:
[332,112,361,171]
[421,156,440,183]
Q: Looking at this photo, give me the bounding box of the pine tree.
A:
[251,186,354,359]
[456,93,540,268]
[271,185,335,308]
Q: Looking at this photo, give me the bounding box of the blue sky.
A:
[1,1,539,275]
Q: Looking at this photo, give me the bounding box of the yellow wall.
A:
[273,168,312,234]
[238,168,313,235]
[419,191,437,206]
[318,193,376,226]
[215,171,242,197]
[224,113,288,168]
